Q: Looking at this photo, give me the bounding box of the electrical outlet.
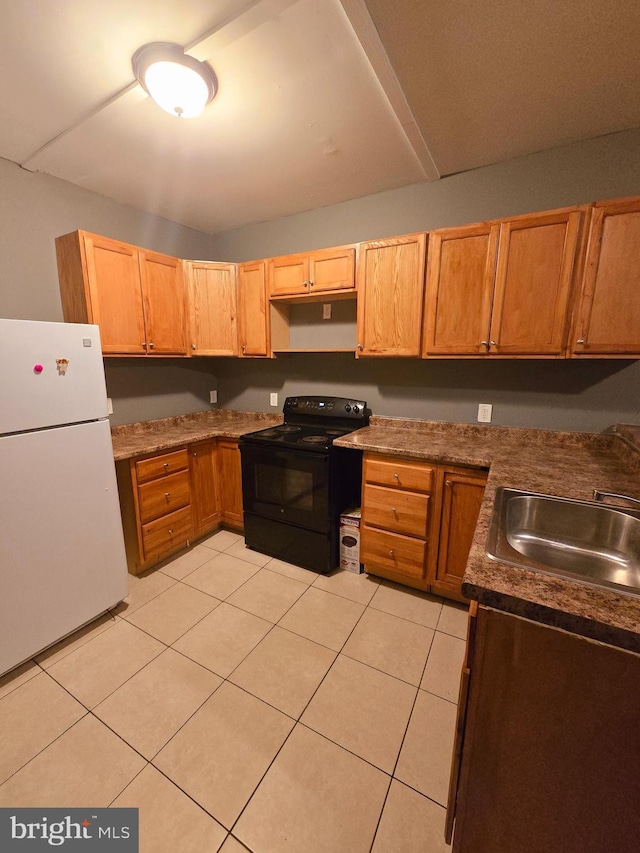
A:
[477,403,493,423]
[270,392,278,407]
[209,390,217,404]
[106,397,113,415]
[322,303,332,320]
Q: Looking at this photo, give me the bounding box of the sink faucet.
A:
[592,489,640,508]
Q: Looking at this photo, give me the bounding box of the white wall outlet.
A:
[322,303,332,320]
[106,397,113,415]
[270,392,279,407]
[209,390,218,404]
[477,403,493,423]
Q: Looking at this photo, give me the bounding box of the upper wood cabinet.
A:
[422,209,583,358]
[139,250,187,355]
[238,260,269,357]
[356,233,427,356]
[571,196,640,356]
[186,261,238,356]
[423,223,499,356]
[268,245,355,298]
[56,230,187,356]
[490,208,582,356]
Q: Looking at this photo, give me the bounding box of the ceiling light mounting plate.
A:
[132,41,217,119]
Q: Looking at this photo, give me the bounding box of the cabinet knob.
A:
[309,279,314,287]
[149,342,155,349]
[357,344,363,350]
[391,507,397,514]
[393,473,399,480]
[165,492,170,499]
[191,343,196,350]
[490,340,497,346]
[389,549,395,558]
[163,463,169,469]
[577,339,585,344]
[242,344,246,353]
[303,280,309,287]
[480,340,489,347]
[445,480,452,489]
[141,342,146,348]
[168,529,174,535]
[192,451,197,457]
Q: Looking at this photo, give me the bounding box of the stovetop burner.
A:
[276,425,301,433]
[298,435,328,444]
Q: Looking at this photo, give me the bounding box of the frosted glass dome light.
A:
[133,43,217,119]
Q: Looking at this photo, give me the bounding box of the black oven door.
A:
[240,442,329,533]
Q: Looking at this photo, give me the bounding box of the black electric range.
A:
[239,396,369,573]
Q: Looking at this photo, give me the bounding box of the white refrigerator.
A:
[0,319,128,676]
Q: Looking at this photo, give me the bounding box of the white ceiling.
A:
[1,0,639,233]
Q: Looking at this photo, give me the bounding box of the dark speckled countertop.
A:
[111,410,282,462]
[335,417,640,653]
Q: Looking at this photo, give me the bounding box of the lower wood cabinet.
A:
[217,439,244,528]
[116,438,243,574]
[189,439,221,534]
[360,452,487,601]
[448,606,640,852]
[433,468,488,601]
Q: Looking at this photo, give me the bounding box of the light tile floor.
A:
[0,528,468,852]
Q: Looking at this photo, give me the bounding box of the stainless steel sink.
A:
[486,488,640,597]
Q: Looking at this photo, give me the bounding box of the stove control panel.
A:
[283,396,368,419]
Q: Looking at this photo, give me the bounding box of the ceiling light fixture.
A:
[132,42,217,119]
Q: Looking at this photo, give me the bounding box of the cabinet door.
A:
[433,468,487,600]
[139,250,187,355]
[489,209,582,355]
[573,197,640,355]
[83,234,147,355]
[268,254,309,297]
[187,262,238,356]
[308,246,355,294]
[422,224,499,356]
[190,440,220,534]
[218,440,243,528]
[238,261,269,357]
[356,233,427,356]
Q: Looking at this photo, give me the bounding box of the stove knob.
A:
[344,404,351,413]
[352,405,359,414]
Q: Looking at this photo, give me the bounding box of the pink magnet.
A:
[33,364,43,374]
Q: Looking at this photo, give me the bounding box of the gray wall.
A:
[0,157,217,424]
[209,129,640,432]
[215,354,640,433]
[209,128,640,259]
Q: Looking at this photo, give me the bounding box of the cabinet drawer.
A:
[138,469,191,524]
[364,455,433,493]
[136,448,189,483]
[361,525,427,579]
[142,506,193,560]
[363,484,429,538]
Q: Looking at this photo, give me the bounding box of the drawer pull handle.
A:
[163,463,169,469]
[393,473,399,480]
[577,338,585,344]
[391,507,397,514]
[165,492,171,499]
[389,549,395,558]
[168,529,174,535]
